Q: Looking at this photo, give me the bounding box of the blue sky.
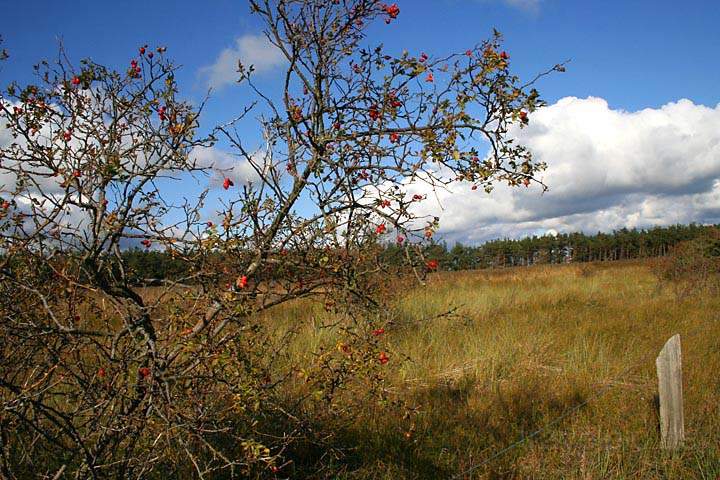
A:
[3,0,720,242]
[3,0,718,109]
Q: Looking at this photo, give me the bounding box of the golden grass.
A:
[264,260,720,479]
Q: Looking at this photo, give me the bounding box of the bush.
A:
[654,229,720,298]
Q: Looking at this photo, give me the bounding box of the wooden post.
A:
[656,334,684,450]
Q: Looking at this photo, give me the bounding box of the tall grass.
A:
[264,260,720,478]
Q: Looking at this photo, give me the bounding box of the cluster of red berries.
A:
[375,223,387,235]
[387,91,402,109]
[138,45,155,59]
[368,105,380,121]
[141,239,152,249]
[426,259,439,271]
[158,106,167,121]
[223,177,234,190]
[129,59,141,79]
[381,3,400,23]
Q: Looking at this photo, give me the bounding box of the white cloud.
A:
[200,34,285,90]
[411,96,720,243]
[191,145,262,187]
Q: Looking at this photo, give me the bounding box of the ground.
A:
[265,260,720,479]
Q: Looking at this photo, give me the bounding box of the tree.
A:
[0,2,560,477]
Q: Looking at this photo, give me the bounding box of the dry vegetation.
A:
[257,259,720,479]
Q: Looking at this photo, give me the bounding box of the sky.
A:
[2,0,720,244]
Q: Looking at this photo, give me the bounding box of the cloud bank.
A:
[411,96,720,243]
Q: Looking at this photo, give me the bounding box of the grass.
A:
[263,260,720,479]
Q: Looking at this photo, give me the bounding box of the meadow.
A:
[261,260,720,479]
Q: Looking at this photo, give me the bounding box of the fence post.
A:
[656,334,684,450]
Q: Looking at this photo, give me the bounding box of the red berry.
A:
[379,351,389,364]
[139,47,146,55]
[223,177,234,190]
[236,275,248,289]
[71,76,80,86]
[138,367,151,379]
[372,328,385,336]
[368,106,380,121]
[426,259,439,271]
[97,368,106,378]
[375,224,386,235]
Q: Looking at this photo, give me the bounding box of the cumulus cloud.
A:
[411,96,720,243]
[191,145,262,187]
[200,34,285,90]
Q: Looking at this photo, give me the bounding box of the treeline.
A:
[122,224,718,280]
[384,223,719,271]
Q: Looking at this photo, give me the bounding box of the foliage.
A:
[653,228,720,298]
[0,2,557,477]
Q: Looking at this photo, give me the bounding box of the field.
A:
[263,260,720,479]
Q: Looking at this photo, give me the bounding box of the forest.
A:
[121,223,719,282]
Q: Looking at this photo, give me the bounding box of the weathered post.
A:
[656,334,684,450]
